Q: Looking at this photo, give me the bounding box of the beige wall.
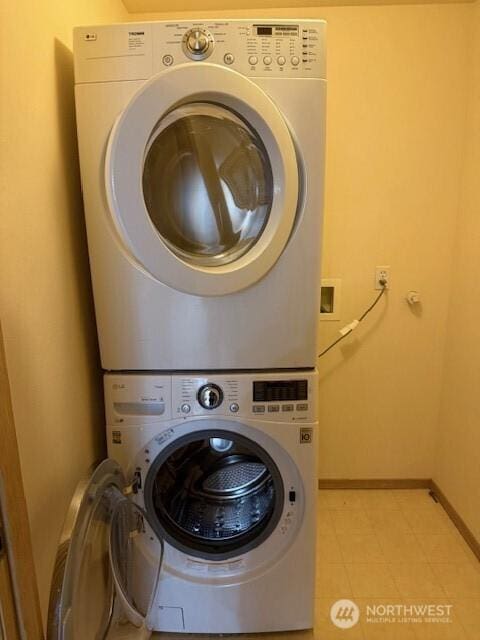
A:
[0,0,127,624]
[312,4,470,479]
[130,4,470,479]
[124,0,471,11]
[434,1,480,541]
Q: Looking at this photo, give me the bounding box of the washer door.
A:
[144,428,285,561]
[106,63,299,296]
[47,460,163,640]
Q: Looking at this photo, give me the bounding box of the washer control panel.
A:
[105,371,318,425]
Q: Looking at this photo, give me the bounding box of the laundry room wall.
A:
[0,0,128,624]
[126,3,471,480]
[307,4,470,481]
[434,0,480,543]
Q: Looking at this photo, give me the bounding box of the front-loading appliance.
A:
[73,20,326,371]
[48,371,318,637]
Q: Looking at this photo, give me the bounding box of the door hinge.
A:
[123,470,142,496]
[0,524,6,560]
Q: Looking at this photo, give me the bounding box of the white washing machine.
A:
[48,371,318,638]
[73,20,326,371]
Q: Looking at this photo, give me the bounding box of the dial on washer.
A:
[198,383,223,410]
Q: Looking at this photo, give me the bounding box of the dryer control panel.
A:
[74,19,326,83]
[153,20,325,78]
[105,371,318,425]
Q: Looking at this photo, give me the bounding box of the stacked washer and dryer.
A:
[48,19,326,640]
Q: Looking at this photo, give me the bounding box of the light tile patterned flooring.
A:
[155,490,480,639]
[314,489,480,638]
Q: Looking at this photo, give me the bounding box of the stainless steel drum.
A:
[144,430,284,560]
[202,459,268,497]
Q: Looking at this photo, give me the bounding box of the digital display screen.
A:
[253,380,308,402]
[255,25,299,37]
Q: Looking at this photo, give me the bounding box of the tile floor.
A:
[314,489,480,638]
[156,489,480,639]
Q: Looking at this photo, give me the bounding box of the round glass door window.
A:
[142,103,274,267]
[144,430,284,560]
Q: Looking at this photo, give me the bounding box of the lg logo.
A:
[330,599,360,629]
[300,427,313,444]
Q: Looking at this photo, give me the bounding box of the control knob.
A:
[198,383,223,410]
[184,29,212,58]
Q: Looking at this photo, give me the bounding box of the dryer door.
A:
[47,459,163,640]
[106,63,299,296]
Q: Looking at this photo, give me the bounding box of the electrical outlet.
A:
[375,265,390,290]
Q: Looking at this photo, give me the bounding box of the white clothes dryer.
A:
[48,370,318,637]
[73,20,326,371]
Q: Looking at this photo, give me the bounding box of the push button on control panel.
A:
[252,405,265,413]
[296,403,309,411]
[162,54,174,66]
[277,56,286,66]
[224,53,235,65]
[291,56,300,66]
[248,55,258,65]
[263,56,272,66]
